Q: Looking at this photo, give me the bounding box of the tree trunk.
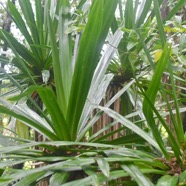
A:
[93,85,123,140]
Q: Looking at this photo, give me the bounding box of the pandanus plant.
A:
[0,0,186,185]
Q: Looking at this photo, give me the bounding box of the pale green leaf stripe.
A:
[122,164,154,186]
[77,30,122,140]
[78,79,135,141]
[96,158,110,178]
[136,0,152,28]
[97,106,160,151]
[59,7,72,110]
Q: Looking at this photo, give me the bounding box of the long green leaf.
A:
[35,0,44,49]
[121,164,154,186]
[62,177,93,186]
[0,99,58,141]
[0,67,54,128]
[0,30,37,66]
[47,12,67,116]
[7,0,40,60]
[77,78,135,141]
[77,30,122,141]
[58,6,72,112]
[15,172,50,186]
[36,86,70,140]
[143,43,171,159]
[125,0,134,29]
[137,27,181,160]
[96,158,110,178]
[18,0,42,60]
[67,0,119,140]
[49,172,69,186]
[7,0,33,44]
[66,0,104,140]
[97,105,160,151]
[1,30,36,85]
[156,175,179,186]
[46,0,71,116]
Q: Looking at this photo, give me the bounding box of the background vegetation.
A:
[0,0,186,185]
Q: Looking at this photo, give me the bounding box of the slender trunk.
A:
[93,85,123,140]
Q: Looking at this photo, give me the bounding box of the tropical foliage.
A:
[0,0,186,185]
